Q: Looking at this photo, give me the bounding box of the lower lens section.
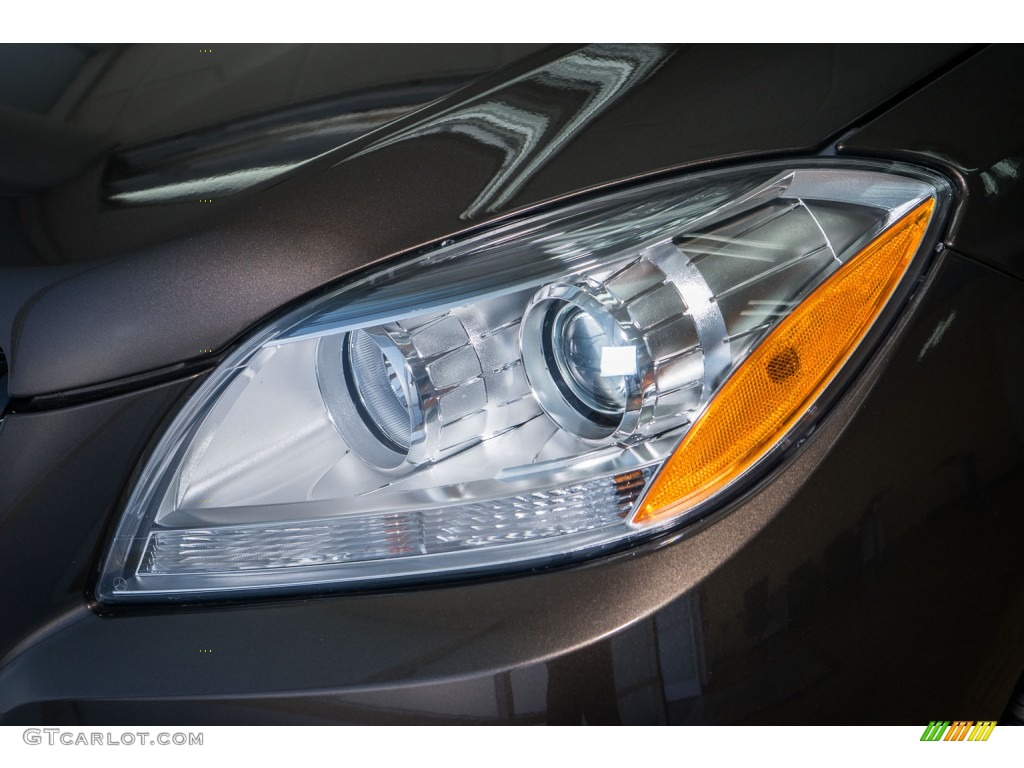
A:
[130,468,654,592]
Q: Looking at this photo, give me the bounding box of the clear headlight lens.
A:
[98,161,950,601]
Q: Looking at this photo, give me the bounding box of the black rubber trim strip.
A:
[4,356,217,414]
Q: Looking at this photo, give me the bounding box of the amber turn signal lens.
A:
[632,199,935,526]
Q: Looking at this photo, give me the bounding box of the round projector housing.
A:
[521,281,648,441]
[316,326,424,470]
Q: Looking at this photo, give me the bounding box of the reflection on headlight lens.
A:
[553,304,631,417]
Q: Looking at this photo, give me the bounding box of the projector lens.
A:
[346,329,413,453]
[546,302,631,425]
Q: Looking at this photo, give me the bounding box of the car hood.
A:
[0,43,971,399]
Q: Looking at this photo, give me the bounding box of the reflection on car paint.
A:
[104,83,464,205]
[978,156,1022,199]
[103,44,672,211]
[347,44,673,219]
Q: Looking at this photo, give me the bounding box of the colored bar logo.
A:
[920,721,996,741]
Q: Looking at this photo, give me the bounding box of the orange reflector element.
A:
[633,199,935,526]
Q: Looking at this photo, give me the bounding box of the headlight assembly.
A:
[98,161,951,601]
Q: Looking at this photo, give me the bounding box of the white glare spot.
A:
[600,346,637,377]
